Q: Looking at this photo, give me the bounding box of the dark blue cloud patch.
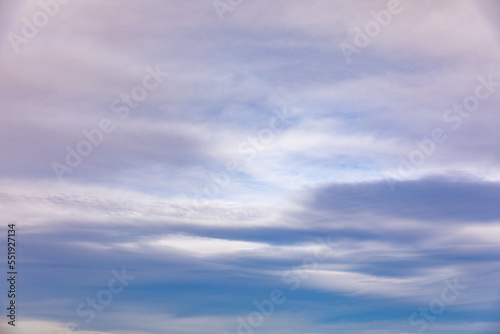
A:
[309,176,500,223]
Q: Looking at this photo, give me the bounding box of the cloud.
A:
[307,176,500,223]
[1,0,500,333]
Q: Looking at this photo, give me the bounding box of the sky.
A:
[1,0,500,333]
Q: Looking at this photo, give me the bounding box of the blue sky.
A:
[1,0,500,333]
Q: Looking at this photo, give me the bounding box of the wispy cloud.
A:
[1,0,500,333]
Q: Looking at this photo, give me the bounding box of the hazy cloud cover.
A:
[1,0,500,333]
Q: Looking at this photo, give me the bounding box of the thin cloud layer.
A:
[1,1,500,334]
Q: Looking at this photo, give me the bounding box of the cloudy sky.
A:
[1,0,500,333]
